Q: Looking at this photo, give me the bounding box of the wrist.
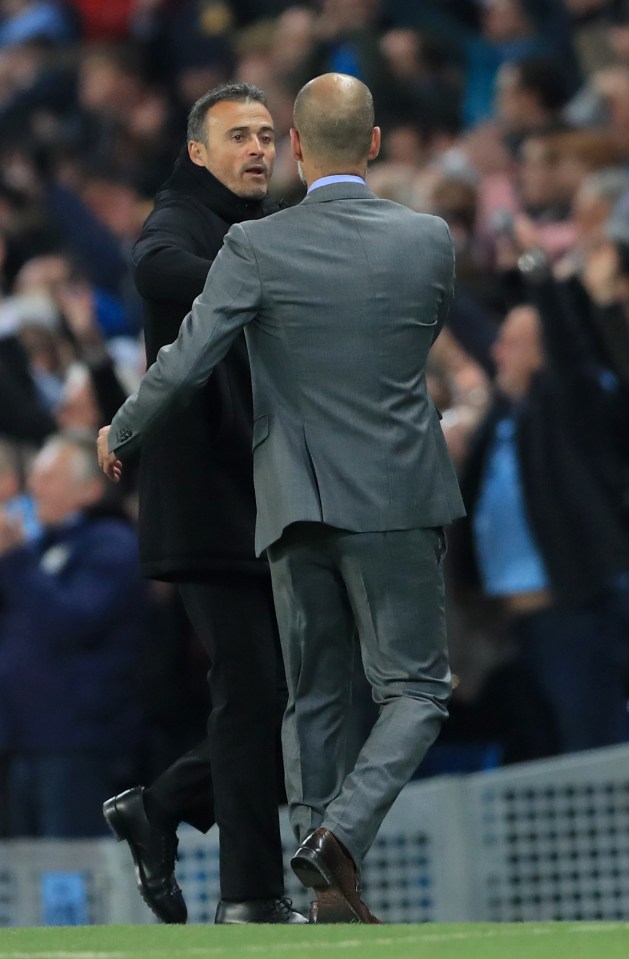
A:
[517,248,550,279]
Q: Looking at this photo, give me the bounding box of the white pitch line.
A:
[568,923,629,933]
[2,953,127,959]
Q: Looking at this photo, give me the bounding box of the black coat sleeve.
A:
[132,199,215,305]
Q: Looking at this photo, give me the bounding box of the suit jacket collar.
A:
[301,181,378,205]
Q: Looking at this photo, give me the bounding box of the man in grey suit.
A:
[98,72,465,924]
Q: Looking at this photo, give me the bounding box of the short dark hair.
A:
[187,82,268,143]
[513,57,570,114]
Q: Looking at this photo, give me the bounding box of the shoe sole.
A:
[309,888,361,924]
[291,848,333,888]
[291,849,380,924]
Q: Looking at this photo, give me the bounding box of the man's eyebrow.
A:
[226,125,275,134]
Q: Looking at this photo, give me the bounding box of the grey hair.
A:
[42,432,105,485]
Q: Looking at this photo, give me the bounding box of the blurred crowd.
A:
[2,0,629,836]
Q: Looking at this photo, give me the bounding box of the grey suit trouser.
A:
[267,522,451,870]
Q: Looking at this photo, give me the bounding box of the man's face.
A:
[482,0,528,44]
[189,99,275,199]
[491,306,544,399]
[28,442,100,527]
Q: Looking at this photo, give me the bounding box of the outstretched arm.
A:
[98,223,262,477]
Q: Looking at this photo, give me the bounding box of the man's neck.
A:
[307,174,366,194]
[302,162,367,189]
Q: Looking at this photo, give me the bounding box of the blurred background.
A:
[1,0,629,924]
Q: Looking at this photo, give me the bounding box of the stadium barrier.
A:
[2,743,629,925]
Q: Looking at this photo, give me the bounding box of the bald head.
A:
[293,73,376,172]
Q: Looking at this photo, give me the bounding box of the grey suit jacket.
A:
[110,182,465,555]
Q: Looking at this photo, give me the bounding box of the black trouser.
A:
[148,574,287,900]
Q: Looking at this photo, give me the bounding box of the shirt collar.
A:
[307,175,366,194]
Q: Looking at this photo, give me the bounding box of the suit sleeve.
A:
[109,222,261,457]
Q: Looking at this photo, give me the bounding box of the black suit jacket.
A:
[132,151,280,580]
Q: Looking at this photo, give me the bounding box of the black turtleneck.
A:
[133,148,280,327]
[158,147,275,226]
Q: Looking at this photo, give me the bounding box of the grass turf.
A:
[0,923,628,959]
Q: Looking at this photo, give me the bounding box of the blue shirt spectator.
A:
[473,413,550,595]
[0,1,76,48]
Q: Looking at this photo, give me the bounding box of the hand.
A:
[0,511,25,556]
[581,239,622,306]
[57,281,103,345]
[512,214,541,253]
[463,123,511,176]
[97,425,123,482]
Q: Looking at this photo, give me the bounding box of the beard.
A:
[238,163,270,200]
[240,184,268,199]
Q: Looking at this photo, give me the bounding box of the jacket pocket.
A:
[252,414,269,450]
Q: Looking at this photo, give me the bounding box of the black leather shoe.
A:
[103,786,187,924]
[215,897,308,924]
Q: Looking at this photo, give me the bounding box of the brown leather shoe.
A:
[290,827,381,924]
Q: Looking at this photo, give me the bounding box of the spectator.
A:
[0,331,55,442]
[0,432,148,836]
[285,0,398,118]
[0,433,37,836]
[0,0,77,48]
[495,56,572,154]
[10,252,138,434]
[379,27,463,131]
[456,289,629,753]
[582,191,629,388]
[402,0,575,127]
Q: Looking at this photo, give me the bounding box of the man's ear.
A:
[290,128,303,163]
[368,127,381,162]
[188,140,207,168]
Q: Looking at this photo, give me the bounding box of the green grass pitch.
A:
[1,923,629,959]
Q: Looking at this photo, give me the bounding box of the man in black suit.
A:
[102,82,304,926]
